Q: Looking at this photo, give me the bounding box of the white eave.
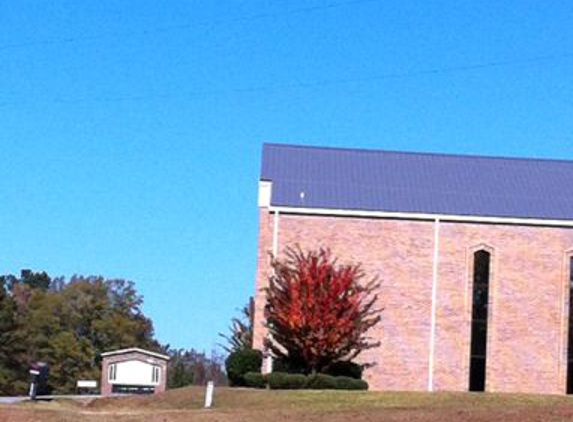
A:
[267,205,573,228]
[101,348,170,361]
[258,180,272,208]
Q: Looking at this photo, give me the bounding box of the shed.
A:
[100,348,169,396]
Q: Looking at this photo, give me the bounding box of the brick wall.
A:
[252,209,573,394]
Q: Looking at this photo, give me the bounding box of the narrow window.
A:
[108,364,117,381]
[469,250,491,392]
[152,366,160,383]
[567,257,573,394]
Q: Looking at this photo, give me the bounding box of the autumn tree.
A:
[265,247,382,374]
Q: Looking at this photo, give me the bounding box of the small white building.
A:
[100,348,169,396]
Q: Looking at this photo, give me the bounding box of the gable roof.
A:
[261,143,573,221]
[101,348,169,361]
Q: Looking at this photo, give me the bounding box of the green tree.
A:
[0,270,162,394]
[0,277,25,394]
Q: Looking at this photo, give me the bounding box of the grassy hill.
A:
[2,387,573,421]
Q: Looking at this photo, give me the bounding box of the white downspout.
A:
[272,210,280,257]
[265,210,280,374]
[428,218,440,392]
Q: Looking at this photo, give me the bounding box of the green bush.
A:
[244,372,267,389]
[267,372,307,390]
[334,376,369,390]
[325,361,363,380]
[305,373,338,390]
[225,349,263,387]
[272,357,306,374]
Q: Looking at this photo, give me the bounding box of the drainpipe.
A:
[428,218,440,392]
[264,210,280,374]
[272,210,280,257]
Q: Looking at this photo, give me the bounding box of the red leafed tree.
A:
[265,246,382,374]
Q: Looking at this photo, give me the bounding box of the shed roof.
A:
[101,348,169,361]
[261,143,573,221]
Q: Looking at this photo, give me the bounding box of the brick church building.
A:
[253,143,573,394]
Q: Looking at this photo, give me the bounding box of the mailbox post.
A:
[28,362,49,401]
[28,369,40,401]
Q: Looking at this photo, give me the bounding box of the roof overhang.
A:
[101,348,169,361]
[268,205,573,229]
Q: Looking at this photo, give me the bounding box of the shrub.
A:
[305,373,338,390]
[267,372,307,390]
[244,372,267,389]
[225,349,263,387]
[272,357,306,374]
[334,376,369,390]
[325,361,363,379]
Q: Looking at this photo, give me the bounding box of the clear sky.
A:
[1,0,573,352]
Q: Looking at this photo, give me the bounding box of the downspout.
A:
[428,218,440,392]
[272,210,280,257]
[265,209,280,374]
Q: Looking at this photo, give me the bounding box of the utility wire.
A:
[0,0,381,51]
[1,51,572,108]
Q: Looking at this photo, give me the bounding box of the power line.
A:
[0,0,381,51]
[1,51,572,108]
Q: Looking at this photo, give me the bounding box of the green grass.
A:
[3,387,573,422]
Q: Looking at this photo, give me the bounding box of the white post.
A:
[428,218,440,392]
[204,381,214,408]
[263,210,280,374]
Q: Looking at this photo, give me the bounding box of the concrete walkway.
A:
[0,395,102,404]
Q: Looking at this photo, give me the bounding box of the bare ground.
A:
[3,387,573,422]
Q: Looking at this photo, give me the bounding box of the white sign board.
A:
[77,380,98,388]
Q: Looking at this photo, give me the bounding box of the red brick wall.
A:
[252,209,573,394]
[100,352,168,396]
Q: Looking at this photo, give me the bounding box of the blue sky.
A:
[1,0,573,352]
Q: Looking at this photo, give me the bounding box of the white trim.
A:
[272,210,280,257]
[264,210,280,375]
[428,218,440,392]
[101,348,169,361]
[258,181,272,208]
[268,206,573,228]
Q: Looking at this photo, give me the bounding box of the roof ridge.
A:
[263,142,573,165]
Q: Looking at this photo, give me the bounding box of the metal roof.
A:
[101,348,169,360]
[261,143,573,221]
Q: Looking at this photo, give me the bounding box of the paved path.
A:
[0,396,28,404]
[0,394,102,404]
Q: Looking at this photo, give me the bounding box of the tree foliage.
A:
[265,247,382,374]
[167,348,226,388]
[0,270,160,394]
[225,348,262,387]
[219,298,254,353]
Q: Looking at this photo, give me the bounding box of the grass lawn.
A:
[2,387,573,422]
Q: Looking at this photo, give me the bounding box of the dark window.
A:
[108,364,117,381]
[469,250,490,392]
[567,258,573,394]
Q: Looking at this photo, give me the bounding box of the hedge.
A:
[334,376,368,390]
[305,373,339,390]
[244,372,267,389]
[267,372,307,390]
[225,349,263,387]
[324,361,363,380]
[240,371,370,390]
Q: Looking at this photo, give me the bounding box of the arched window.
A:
[469,250,491,392]
[567,257,573,393]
